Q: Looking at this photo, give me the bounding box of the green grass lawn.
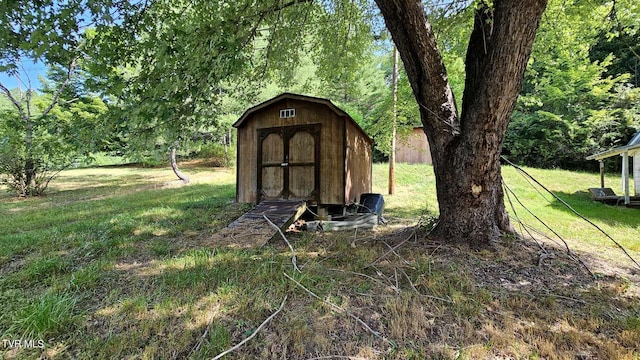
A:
[374,163,640,253]
[1,163,638,359]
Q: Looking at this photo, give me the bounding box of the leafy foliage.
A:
[589,0,640,91]
[83,0,377,164]
[504,0,640,170]
[0,67,107,196]
[0,0,136,75]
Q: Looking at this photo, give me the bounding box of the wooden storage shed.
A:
[396,126,432,165]
[233,93,373,206]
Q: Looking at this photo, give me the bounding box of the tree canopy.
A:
[82,0,377,158]
[504,0,640,170]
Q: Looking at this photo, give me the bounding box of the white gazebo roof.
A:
[586,131,640,161]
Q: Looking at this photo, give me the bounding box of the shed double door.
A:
[257,124,320,203]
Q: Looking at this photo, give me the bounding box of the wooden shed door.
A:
[257,124,320,203]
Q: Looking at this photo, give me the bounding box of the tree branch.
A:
[40,58,79,118]
[0,82,27,119]
[211,295,287,360]
[264,214,300,272]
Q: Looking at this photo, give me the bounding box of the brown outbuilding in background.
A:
[233,93,373,207]
[396,126,433,165]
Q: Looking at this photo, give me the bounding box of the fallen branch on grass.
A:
[368,229,416,266]
[264,214,300,273]
[189,312,216,357]
[211,295,288,360]
[283,272,390,344]
[546,292,586,304]
[327,268,388,288]
[382,241,411,265]
[371,264,399,293]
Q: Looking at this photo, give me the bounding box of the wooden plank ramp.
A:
[207,200,306,248]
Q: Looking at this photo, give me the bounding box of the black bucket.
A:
[357,193,384,215]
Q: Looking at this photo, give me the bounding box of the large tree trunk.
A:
[375,0,547,245]
[388,47,399,195]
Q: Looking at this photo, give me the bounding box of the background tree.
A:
[0,1,131,195]
[504,0,640,170]
[0,64,107,196]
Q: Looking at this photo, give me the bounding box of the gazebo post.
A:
[622,151,630,205]
[599,160,605,188]
[634,153,640,196]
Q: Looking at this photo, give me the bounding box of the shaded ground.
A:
[1,164,639,359]
[88,223,640,359]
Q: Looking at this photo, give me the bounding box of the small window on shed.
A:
[280,108,296,118]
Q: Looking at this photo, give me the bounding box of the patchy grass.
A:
[0,162,638,359]
[375,162,640,261]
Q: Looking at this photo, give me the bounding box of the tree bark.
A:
[375,0,547,245]
[388,46,399,195]
[24,100,36,194]
[170,147,190,184]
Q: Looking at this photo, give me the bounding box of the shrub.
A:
[0,144,62,197]
[197,142,232,167]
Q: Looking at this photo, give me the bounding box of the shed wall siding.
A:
[236,122,256,203]
[236,99,345,204]
[396,128,432,165]
[345,120,372,203]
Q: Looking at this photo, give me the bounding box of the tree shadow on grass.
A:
[547,190,640,228]
[4,222,640,359]
[22,234,640,359]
